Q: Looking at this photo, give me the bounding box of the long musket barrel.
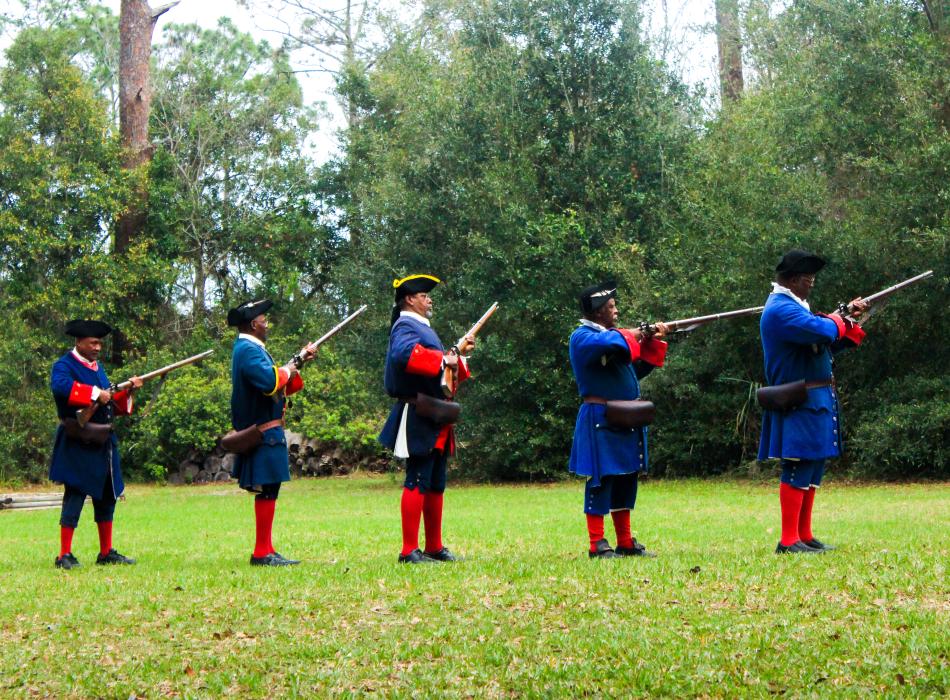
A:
[840,270,933,317]
[453,302,499,349]
[76,349,214,427]
[293,305,368,368]
[441,302,499,397]
[641,305,764,335]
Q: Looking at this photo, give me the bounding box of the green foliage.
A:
[849,376,950,479]
[284,348,388,453]
[334,0,697,479]
[119,361,233,481]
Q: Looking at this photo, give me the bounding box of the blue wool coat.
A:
[378,316,448,457]
[758,293,858,461]
[230,337,291,489]
[568,324,658,486]
[49,352,125,498]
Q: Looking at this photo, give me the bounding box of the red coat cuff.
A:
[112,389,133,416]
[67,382,95,407]
[286,372,304,396]
[843,322,866,346]
[406,344,444,377]
[639,336,668,367]
[821,313,847,339]
[616,329,642,363]
[456,356,471,383]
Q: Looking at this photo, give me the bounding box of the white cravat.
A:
[399,310,431,327]
[238,333,266,347]
[579,318,607,332]
[771,282,810,311]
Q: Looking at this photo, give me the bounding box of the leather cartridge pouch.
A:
[221,419,283,455]
[756,378,832,412]
[61,418,113,447]
[604,400,656,429]
[412,392,461,425]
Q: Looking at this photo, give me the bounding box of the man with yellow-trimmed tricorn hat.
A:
[379,274,476,564]
[226,298,315,566]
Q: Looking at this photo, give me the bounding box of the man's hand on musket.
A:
[300,343,318,363]
[651,322,670,339]
[457,335,476,355]
[848,298,869,319]
[128,376,144,393]
[96,388,113,404]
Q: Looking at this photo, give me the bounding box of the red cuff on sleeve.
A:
[67,381,94,407]
[112,389,133,416]
[456,356,471,384]
[616,329,642,363]
[843,322,866,346]
[275,366,290,392]
[286,373,304,396]
[822,313,847,339]
[406,344,444,377]
[639,336,668,367]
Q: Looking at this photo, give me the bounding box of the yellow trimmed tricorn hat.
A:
[65,320,112,338]
[393,274,441,302]
[227,299,273,326]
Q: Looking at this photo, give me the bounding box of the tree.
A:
[333,0,699,479]
[715,0,744,102]
[148,20,328,321]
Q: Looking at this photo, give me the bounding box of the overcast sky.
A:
[81,1,720,160]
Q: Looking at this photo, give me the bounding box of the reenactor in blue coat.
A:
[568,282,669,558]
[759,250,867,554]
[379,275,475,564]
[227,299,314,566]
[49,320,142,569]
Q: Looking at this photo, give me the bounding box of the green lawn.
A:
[0,476,947,697]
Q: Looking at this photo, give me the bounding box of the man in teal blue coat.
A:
[228,299,314,566]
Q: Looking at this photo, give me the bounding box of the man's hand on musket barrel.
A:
[457,334,476,355]
[633,322,669,340]
[848,298,869,319]
[128,376,144,393]
[300,343,318,363]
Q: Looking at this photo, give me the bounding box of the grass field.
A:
[0,475,947,698]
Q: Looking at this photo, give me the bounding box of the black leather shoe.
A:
[250,552,298,567]
[588,539,618,559]
[398,549,436,564]
[615,540,657,558]
[271,552,301,565]
[55,553,80,570]
[423,547,459,562]
[802,538,835,551]
[775,540,823,554]
[96,549,135,565]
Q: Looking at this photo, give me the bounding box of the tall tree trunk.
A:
[715,0,744,103]
[921,0,950,127]
[114,0,177,363]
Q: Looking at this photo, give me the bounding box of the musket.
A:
[76,349,214,427]
[837,270,933,323]
[639,305,765,336]
[291,304,368,368]
[441,302,499,397]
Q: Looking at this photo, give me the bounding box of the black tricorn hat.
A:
[227,299,273,327]
[65,319,112,339]
[393,274,441,302]
[776,249,826,275]
[579,280,617,314]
